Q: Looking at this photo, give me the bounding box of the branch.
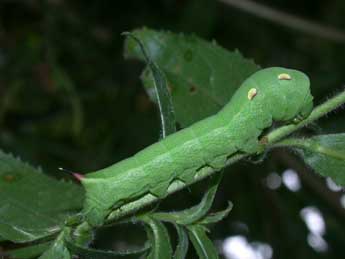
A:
[266,89,345,143]
[106,89,345,222]
[219,0,345,43]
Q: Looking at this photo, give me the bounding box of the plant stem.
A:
[106,89,345,223]
[273,138,345,161]
[219,0,345,43]
[266,89,345,143]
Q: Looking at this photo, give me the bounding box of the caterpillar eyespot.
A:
[278,73,292,80]
[247,88,258,100]
[81,67,313,226]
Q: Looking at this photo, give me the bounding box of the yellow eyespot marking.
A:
[278,73,292,80]
[247,88,257,100]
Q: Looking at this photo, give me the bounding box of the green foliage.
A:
[173,225,189,259]
[284,134,345,186]
[6,242,52,259]
[141,216,173,259]
[152,173,224,225]
[39,231,71,259]
[65,228,150,259]
[124,28,260,127]
[0,151,84,243]
[187,225,219,259]
[197,202,233,225]
[144,172,231,258]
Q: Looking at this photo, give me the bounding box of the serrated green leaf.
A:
[173,225,189,259]
[187,225,219,259]
[124,28,260,127]
[6,241,52,259]
[198,201,233,225]
[0,151,84,242]
[141,216,173,259]
[123,32,176,138]
[39,231,71,259]
[284,134,345,186]
[152,173,222,225]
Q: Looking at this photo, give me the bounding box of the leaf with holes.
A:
[124,28,260,127]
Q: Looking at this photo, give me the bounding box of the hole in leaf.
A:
[189,85,197,94]
[2,174,15,182]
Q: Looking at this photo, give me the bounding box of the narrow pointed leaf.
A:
[0,151,84,242]
[69,221,94,248]
[6,241,52,259]
[65,236,150,259]
[124,32,176,137]
[141,216,173,259]
[153,173,222,225]
[187,225,219,259]
[284,134,345,186]
[198,201,233,225]
[39,231,71,259]
[173,225,189,259]
[124,28,259,127]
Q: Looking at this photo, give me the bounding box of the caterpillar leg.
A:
[292,114,306,124]
[150,181,171,198]
[208,155,227,170]
[179,168,198,183]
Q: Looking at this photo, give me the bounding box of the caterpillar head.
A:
[248,67,313,122]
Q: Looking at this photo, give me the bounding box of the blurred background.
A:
[0,0,345,258]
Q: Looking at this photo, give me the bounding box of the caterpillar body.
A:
[81,67,313,226]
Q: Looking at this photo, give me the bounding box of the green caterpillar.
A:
[81,67,313,226]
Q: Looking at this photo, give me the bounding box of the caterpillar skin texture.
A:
[82,67,313,226]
